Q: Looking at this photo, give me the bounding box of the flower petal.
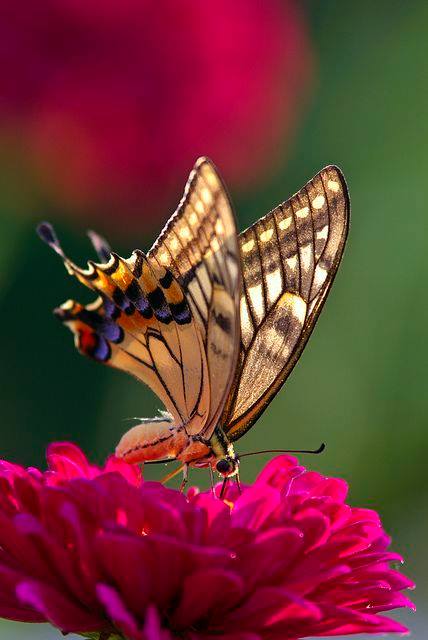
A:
[171,568,244,629]
[97,583,141,640]
[17,580,105,632]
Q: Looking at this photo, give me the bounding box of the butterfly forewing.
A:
[222,165,349,440]
[148,157,241,437]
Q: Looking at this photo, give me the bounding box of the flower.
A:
[0,1,312,222]
[0,444,414,639]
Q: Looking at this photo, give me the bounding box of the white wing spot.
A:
[296,206,309,218]
[286,255,297,270]
[201,188,212,205]
[259,228,273,242]
[179,227,191,240]
[313,265,328,289]
[279,217,292,230]
[215,219,224,235]
[327,179,340,193]
[316,225,329,240]
[300,244,312,271]
[195,200,205,215]
[248,283,265,322]
[189,212,198,225]
[158,251,170,265]
[203,168,218,189]
[291,295,307,323]
[211,237,220,253]
[242,239,255,253]
[240,297,253,346]
[312,195,325,210]
[266,269,282,303]
[170,237,180,251]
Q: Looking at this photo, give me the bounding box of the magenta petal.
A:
[366,592,416,613]
[105,455,141,486]
[97,583,141,640]
[311,476,349,502]
[47,442,94,479]
[313,603,411,636]
[232,484,281,529]
[0,565,45,622]
[0,512,60,584]
[13,512,87,597]
[190,492,231,546]
[95,532,152,614]
[17,580,104,632]
[171,568,244,629]
[227,586,320,631]
[255,455,303,489]
[294,510,330,550]
[237,526,304,587]
[12,475,41,515]
[143,604,172,640]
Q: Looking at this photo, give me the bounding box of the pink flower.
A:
[0,1,312,222]
[0,444,413,639]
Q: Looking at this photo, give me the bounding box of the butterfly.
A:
[38,157,349,487]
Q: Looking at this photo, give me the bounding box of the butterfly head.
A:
[215,455,240,478]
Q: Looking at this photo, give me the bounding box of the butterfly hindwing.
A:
[222,165,350,440]
[38,223,211,434]
[148,157,241,437]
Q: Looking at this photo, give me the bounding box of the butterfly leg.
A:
[235,472,242,495]
[161,463,184,485]
[219,477,229,500]
[209,465,215,495]
[179,464,189,493]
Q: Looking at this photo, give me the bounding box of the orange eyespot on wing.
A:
[223,165,350,441]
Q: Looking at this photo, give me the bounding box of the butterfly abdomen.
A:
[115,416,188,464]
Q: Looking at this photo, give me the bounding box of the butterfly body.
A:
[38,158,349,478]
[115,413,239,477]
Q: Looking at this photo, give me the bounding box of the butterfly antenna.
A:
[239,442,326,458]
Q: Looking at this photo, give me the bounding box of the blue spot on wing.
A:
[92,336,111,362]
[170,299,191,325]
[125,280,153,318]
[147,287,172,324]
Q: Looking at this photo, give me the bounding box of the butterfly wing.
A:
[222,165,350,441]
[148,157,241,437]
[38,223,211,434]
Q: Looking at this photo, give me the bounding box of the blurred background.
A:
[0,1,426,637]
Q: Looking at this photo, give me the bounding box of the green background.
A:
[0,2,425,637]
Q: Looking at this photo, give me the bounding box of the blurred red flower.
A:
[0,444,413,639]
[0,1,312,223]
